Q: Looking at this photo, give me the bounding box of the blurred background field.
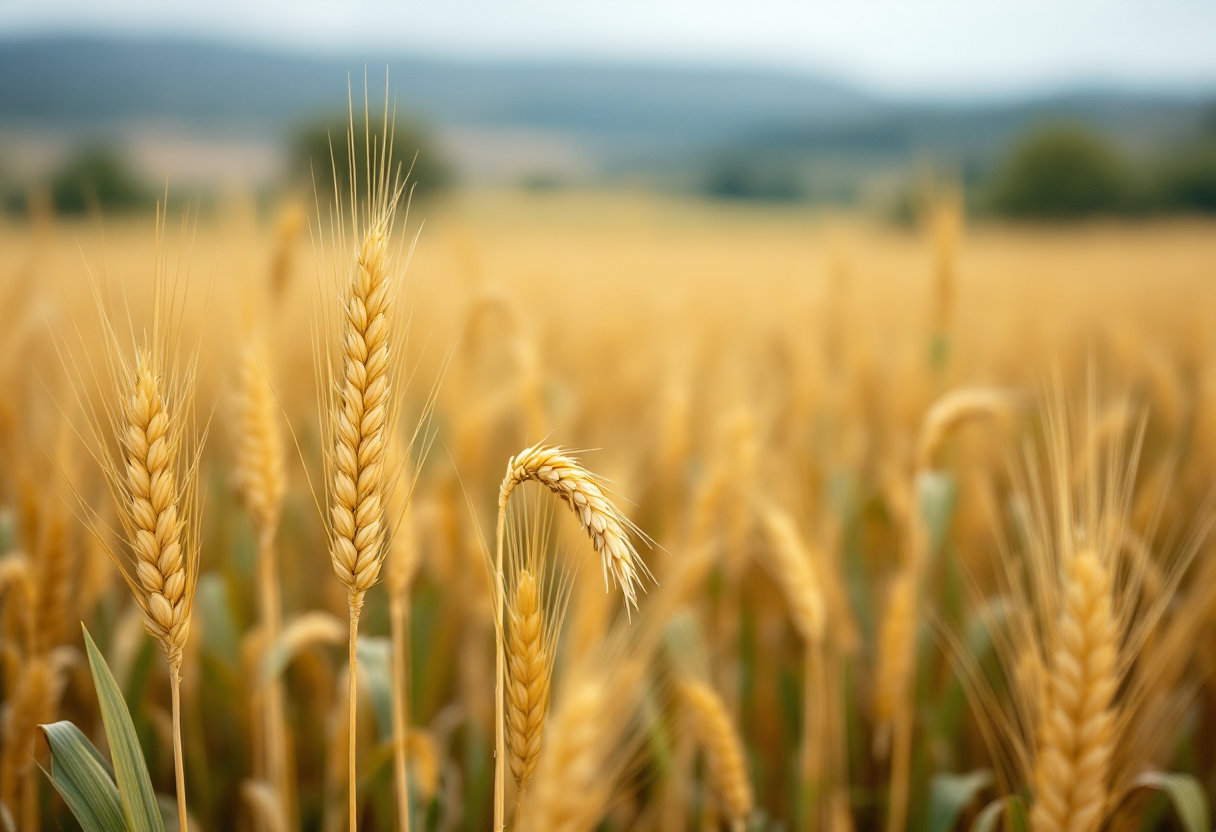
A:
[5,5,1216,832]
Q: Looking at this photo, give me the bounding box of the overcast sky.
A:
[3,0,1216,100]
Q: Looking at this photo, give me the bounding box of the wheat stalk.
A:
[759,504,828,830]
[681,679,754,830]
[326,211,397,832]
[388,489,419,832]
[234,339,292,831]
[1031,549,1116,832]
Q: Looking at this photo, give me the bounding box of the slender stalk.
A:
[171,670,188,832]
[800,642,822,832]
[391,594,413,832]
[259,529,292,830]
[493,504,507,832]
[348,596,363,832]
[886,700,912,832]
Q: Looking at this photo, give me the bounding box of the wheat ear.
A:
[499,444,647,606]
[681,679,754,830]
[506,570,551,796]
[121,348,199,832]
[327,216,396,832]
[493,443,648,830]
[234,340,292,830]
[1031,550,1116,832]
[521,678,609,832]
[759,504,827,830]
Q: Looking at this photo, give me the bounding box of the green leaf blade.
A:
[83,625,167,832]
[927,769,992,832]
[1134,771,1210,832]
[38,721,126,832]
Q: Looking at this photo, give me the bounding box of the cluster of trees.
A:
[988,120,1216,218]
[1,113,451,216]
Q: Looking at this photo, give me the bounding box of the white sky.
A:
[3,0,1216,99]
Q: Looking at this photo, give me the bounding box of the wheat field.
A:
[3,172,1216,832]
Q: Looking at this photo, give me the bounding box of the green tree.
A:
[50,145,151,214]
[989,124,1129,219]
[290,113,452,203]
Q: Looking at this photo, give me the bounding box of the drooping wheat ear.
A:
[499,444,648,606]
[916,387,1013,472]
[1031,549,1116,832]
[123,348,193,672]
[506,570,551,794]
[759,505,826,646]
[234,341,286,537]
[681,679,754,827]
[328,219,394,604]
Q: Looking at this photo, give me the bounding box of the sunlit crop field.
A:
[4,186,1216,832]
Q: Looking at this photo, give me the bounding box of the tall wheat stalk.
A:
[61,221,208,832]
[387,474,420,832]
[234,338,292,829]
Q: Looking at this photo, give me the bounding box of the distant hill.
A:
[1,35,1213,190]
[0,36,875,141]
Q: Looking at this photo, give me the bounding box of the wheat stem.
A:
[347,597,362,832]
[390,594,412,832]
[171,670,188,832]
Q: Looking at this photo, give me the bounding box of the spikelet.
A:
[1030,550,1116,832]
[680,679,754,826]
[506,570,550,793]
[758,505,826,645]
[234,340,286,537]
[327,217,395,605]
[499,444,647,606]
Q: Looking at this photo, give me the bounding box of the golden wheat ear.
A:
[499,443,651,607]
